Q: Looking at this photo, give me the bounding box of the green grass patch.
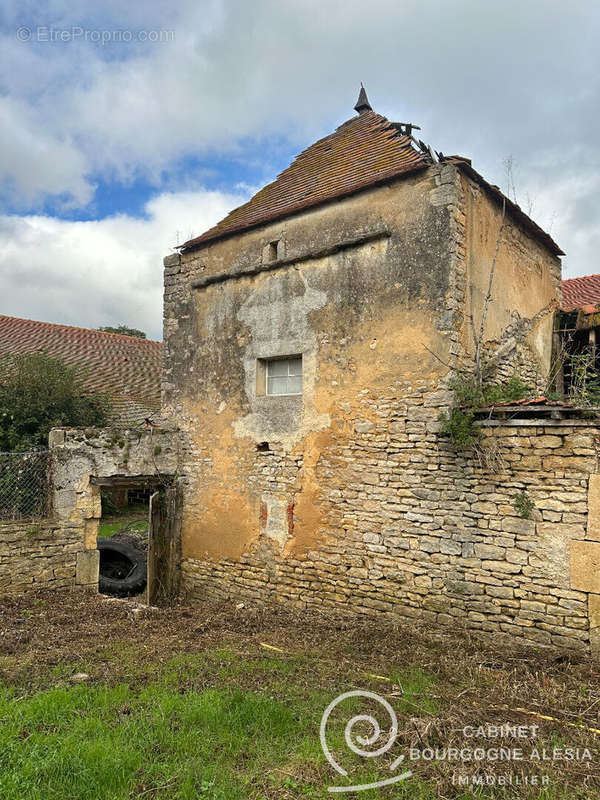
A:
[388,667,440,715]
[0,681,445,800]
[1,592,597,799]
[98,505,148,538]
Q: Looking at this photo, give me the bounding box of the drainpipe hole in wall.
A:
[257,442,270,452]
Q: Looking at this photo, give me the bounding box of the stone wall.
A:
[50,425,180,526]
[0,519,88,594]
[156,150,589,655]
[0,425,180,597]
[49,425,180,594]
[162,158,573,652]
[181,413,600,655]
[457,167,561,390]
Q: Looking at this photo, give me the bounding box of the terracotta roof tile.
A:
[181,111,429,249]
[561,274,600,311]
[0,315,161,425]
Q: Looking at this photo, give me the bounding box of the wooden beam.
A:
[478,418,599,428]
[89,474,173,489]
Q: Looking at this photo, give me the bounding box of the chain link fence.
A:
[0,450,53,521]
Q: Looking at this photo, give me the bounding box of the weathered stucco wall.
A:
[0,519,86,595]
[460,172,561,387]
[163,165,464,568]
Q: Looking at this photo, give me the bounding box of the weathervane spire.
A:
[354,83,372,115]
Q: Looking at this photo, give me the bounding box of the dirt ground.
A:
[1,588,600,797]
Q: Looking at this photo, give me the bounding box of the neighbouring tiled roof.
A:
[0,315,162,425]
[181,110,430,250]
[561,274,600,311]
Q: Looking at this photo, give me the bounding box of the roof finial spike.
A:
[354,83,372,115]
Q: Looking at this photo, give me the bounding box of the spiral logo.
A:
[16,26,31,42]
[319,690,411,793]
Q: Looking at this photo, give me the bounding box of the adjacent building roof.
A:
[181,108,429,250]
[0,315,162,425]
[561,274,600,312]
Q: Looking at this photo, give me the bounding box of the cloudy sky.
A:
[0,0,598,340]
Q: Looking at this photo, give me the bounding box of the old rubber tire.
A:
[97,538,147,597]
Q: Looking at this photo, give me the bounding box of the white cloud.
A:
[0,96,92,206]
[2,0,598,197]
[0,188,245,339]
[0,0,599,277]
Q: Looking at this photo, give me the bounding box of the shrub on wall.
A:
[439,375,531,449]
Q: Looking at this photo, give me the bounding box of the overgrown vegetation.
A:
[514,490,535,519]
[439,374,531,449]
[0,590,598,799]
[100,489,119,518]
[97,324,147,339]
[567,350,600,407]
[0,351,110,451]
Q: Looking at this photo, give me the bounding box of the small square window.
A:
[267,241,279,262]
[265,356,302,396]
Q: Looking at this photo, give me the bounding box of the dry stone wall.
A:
[181,409,600,655]
[0,519,86,594]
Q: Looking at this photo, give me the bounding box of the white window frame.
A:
[265,356,302,396]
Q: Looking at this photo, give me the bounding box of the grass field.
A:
[98,505,149,538]
[0,590,599,799]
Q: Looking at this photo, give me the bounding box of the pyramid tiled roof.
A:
[561,274,600,312]
[181,104,563,258]
[0,315,161,425]
[181,110,429,250]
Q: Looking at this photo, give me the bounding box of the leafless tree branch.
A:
[474,197,506,385]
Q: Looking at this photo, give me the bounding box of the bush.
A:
[447,374,531,409]
[514,490,535,519]
[97,325,146,339]
[439,374,531,449]
[0,352,111,451]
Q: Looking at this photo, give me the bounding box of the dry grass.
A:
[1,588,599,798]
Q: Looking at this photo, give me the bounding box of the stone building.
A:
[8,89,600,655]
[155,89,600,652]
[558,273,600,395]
